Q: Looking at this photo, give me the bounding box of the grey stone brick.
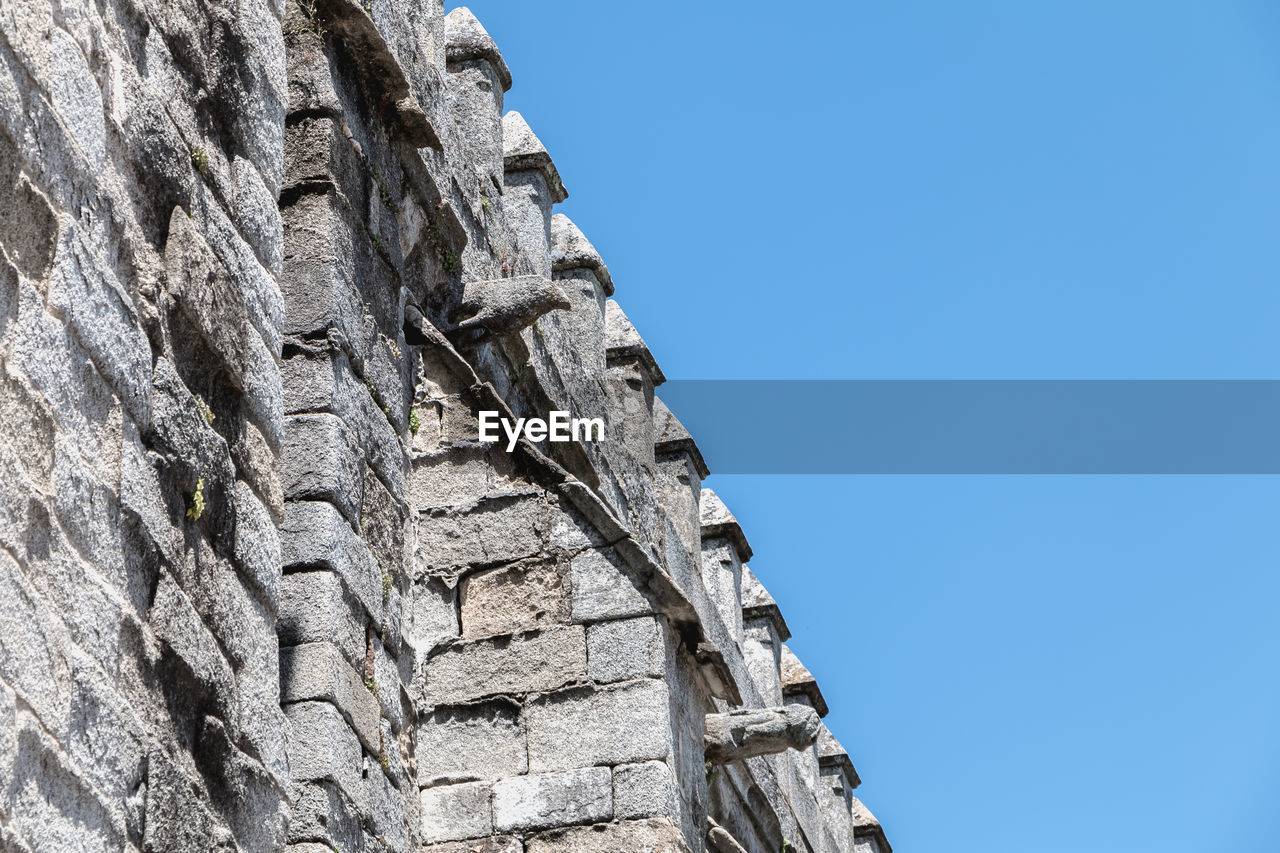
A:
[420,780,493,844]
[282,414,365,526]
[417,699,527,785]
[280,642,382,754]
[419,625,586,705]
[285,701,365,811]
[414,490,549,572]
[279,570,367,672]
[492,766,612,833]
[587,615,668,683]
[526,679,672,773]
[570,546,653,623]
[525,817,691,853]
[613,760,681,821]
[280,501,383,619]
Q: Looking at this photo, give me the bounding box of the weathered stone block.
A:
[371,632,403,732]
[149,573,239,734]
[285,778,364,852]
[279,570,366,672]
[417,698,526,785]
[11,711,123,852]
[570,546,653,623]
[459,559,568,637]
[613,760,681,821]
[282,414,365,525]
[284,700,365,810]
[407,573,458,651]
[420,780,492,844]
[164,210,283,446]
[365,756,406,850]
[492,766,612,833]
[416,490,548,572]
[419,625,586,705]
[408,445,498,509]
[525,679,672,773]
[232,479,283,610]
[525,817,692,853]
[283,347,407,504]
[68,664,147,804]
[361,466,407,583]
[280,642,381,754]
[423,837,522,853]
[587,615,667,683]
[280,500,382,619]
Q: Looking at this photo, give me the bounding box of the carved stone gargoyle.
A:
[704,705,821,765]
[445,274,570,343]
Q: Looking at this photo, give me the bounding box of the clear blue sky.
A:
[449,2,1280,850]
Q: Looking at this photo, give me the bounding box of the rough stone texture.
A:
[525,679,673,773]
[460,559,569,637]
[419,625,587,705]
[525,818,692,853]
[421,780,494,843]
[417,699,527,785]
[491,766,612,833]
[0,1,890,851]
[614,760,681,821]
[587,614,668,683]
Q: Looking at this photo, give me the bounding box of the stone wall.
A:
[0,1,893,852]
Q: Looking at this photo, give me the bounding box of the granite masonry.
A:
[0,1,894,850]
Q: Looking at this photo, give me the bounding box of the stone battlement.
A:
[0,1,891,850]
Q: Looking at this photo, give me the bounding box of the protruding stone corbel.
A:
[704,705,821,765]
[446,274,570,341]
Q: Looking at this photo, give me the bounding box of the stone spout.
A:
[703,705,821,765]
[448,274,571,340]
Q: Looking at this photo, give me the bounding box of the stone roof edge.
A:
[403,317,743,707]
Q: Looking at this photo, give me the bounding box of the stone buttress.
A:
[0,2,895,852]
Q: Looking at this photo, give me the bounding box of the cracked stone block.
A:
[420,780,492,844]
[419,625,586,705]
[492,766,612,833]
[525,679,672,773]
